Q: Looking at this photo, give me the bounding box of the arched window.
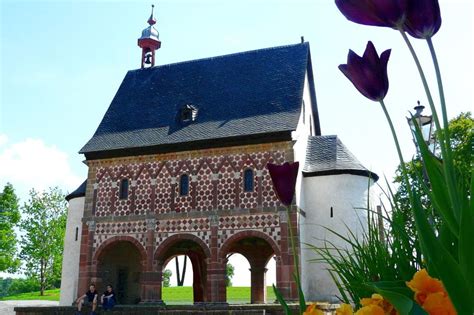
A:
[180,174,189,196]
[243,169,254,192]
[119,179,129,200]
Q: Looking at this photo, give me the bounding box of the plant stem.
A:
[426,37,460,220]
[426,37,448,130]
[398,30,442,137]
[379,100,412,196]
[286,205,301,306]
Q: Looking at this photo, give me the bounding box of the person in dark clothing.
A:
[101,285,116,311]
[75,283,98,314]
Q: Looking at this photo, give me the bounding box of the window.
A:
[181,104,198,122]
[180,174,189,196]
[75,227,79,241]
[243,169,254,192]
[119,179,129,200]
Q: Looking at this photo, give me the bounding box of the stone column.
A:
[140,218,163,304]
[78,220,96,296]
[250,266,268,304]
[207,214,227,304]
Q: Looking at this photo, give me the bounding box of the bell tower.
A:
[138,5,161,69]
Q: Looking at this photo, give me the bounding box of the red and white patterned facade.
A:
[76,142,300,304]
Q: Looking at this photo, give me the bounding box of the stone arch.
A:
[219,230,281,304]
[93,236,147,265]
[219,230,280,261]
[154,233,211,303]
[154,233,211,263]
[92,236,147,304]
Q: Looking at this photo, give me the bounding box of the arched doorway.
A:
[155,234,210,304]
[220,231,280,304]
[95,240,145,304]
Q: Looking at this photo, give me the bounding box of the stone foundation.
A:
[15,304,300,315]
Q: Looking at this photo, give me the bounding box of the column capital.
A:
[86,220,96,231]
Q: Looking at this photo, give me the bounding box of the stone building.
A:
[60,9,377,306]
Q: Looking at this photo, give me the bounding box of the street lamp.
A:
[406,101,436,155]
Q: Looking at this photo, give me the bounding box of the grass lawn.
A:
[162,286,276,304]
[0,287,275,304]
[0,289,60,301]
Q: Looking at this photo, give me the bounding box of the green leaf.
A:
[412,120,460,234]
[412,192,473,314]
[458,169,474,305]
[292,273,306,314]
[272,284,292,315]
[366,284,427,315]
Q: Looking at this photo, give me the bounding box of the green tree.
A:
[163,269,172,287]
[225,263,234,287]
[0,183,21,272]
[394,112,473,237]
[19,187,67,296]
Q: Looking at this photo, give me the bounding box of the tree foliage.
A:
[225,263,235,287]
[163,269,172,287]
[19,187,67,296]
[0,183,21,273]
[394,112,473,237]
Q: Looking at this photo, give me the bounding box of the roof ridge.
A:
[128,42,309,73]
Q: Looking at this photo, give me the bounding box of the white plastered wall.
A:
[299,174,372,302]
[59,196,84,306]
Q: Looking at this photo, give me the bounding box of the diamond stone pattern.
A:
[155,218,211,246]
[217,214,281,247]
[93,221,148,250]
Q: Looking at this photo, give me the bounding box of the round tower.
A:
[59,181,86,306]
[138,5,161,69]
[297,136,378,302]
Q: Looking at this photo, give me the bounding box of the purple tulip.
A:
[339,41,391,102]
[403,0,441,39]
[267,162,299,207]
[335,0,407,28]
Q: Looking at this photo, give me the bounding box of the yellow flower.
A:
[360,293,384,307]
[303,303,324,315]
[422,291,457,315]
[355,304,385,315]
[406,269,444,304]
[359,293,396,314]
[336,303,354,315]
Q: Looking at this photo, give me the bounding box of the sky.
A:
[1,0,473,288]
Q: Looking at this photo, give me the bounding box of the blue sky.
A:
[1,0,473,286]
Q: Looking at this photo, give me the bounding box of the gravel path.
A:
[0,300,59,315]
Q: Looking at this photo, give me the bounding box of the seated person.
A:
[75,283,98,315]
[101,284,116,310]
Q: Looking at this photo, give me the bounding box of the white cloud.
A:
[0,134,82,201]
[0,134,8,147]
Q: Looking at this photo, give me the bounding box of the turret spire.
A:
[148,4,156,26]
[137,4,161,69]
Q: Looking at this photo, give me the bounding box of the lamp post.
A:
[406,101,436,155]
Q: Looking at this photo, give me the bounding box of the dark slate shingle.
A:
[65,180,87,201]
[80,43,313,156]
[303,136,378,181]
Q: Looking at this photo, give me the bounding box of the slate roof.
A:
[80,42,320,159]
[65,180,87,201]
[303,136,378,181]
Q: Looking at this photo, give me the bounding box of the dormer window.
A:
[181,104,198,122]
